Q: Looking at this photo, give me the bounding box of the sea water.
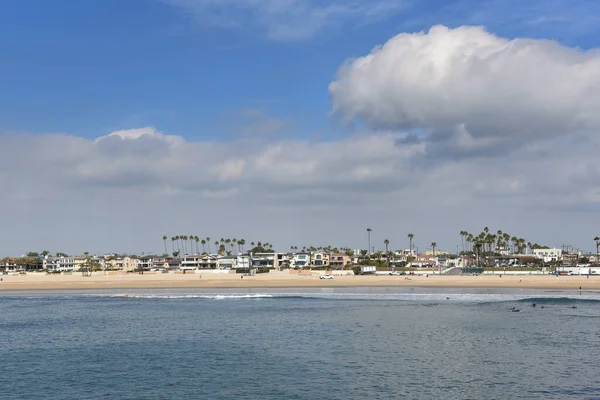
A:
[1,287,599,399]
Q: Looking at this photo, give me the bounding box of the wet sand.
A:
[0,271,598,291]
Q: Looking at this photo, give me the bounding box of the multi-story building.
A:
[43,256,75,271]
[291,253,310,268]
[218,255,237,269]
[251,253,277,268]
[533,248,562,263]
[310,252,329,267]
[329,253,350,269]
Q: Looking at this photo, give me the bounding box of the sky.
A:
[2,0,600,256]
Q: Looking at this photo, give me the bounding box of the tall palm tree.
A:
[595,237,600,265]
[240,239,246,254]
[367,228,372,255]
[162,235,168,255]
[431,242,439,274]
[384,239,390,270]
[206,237,211,253]
[195,236,200,254]
[408,233,414,256]
[171,237,177,255]
[201,239,206,253]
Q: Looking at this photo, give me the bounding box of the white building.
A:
[43,256,75,271]
[533,248,562,263]
[291,253,310,268]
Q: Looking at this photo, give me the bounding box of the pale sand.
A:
[0,271,599,291]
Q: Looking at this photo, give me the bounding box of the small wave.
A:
[107,293,275,300]
[515,297,600,304]
[93,292,600,303]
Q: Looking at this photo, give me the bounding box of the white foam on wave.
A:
[92,292,600,302]
[106,293,274,300]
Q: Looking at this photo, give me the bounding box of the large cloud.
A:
[330,25,600,156]
[1,125,600,255]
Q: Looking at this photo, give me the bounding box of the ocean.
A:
[1,287,599,399]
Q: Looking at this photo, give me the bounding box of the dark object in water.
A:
[446,297,450,300]
[510,307,520,312]
[531,303,536,308]
[571,306,577,309]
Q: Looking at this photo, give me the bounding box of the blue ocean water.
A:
[1,287,600,399]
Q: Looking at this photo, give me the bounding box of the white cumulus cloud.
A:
[330,25,600,156]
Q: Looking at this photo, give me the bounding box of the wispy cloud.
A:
[163,0,407,41]
[401,0,600,44]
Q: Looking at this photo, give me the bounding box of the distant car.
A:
[389,271,401,276]
[320,274,334,280]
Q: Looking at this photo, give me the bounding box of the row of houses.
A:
[0,252,354,272]
[2,247,597,272]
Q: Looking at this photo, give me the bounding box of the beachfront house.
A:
[198,254,218,269]
[181,256,202,270]
[236,255,250,270]
[329,253,350,269]
[276,253,292,269]
[533,248,562,263]
[251,252,277,269]
[218,255,237,270]
[310,252,329,268]
[291,253,310,269]
[43,256,75,271]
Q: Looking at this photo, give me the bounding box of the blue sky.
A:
[2,0,599,140]
[2,0,600,255]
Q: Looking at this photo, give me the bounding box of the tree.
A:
[41,250,50,257]
[384,239,390,269]
[206,237,211,253]
[81,251,92,277]
[595,237,600,265]
[163,235,168,256]
[408,233,414,256]
[459,231,467,252]
[431,242,439,274]
[367,228,372,255]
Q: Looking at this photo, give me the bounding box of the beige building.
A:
[329,253,350,269]
[310,252,329,267]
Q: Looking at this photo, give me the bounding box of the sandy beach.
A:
[1,271,599,291]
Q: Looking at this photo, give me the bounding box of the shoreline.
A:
[1,272,599,292]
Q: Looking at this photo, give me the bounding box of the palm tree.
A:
[195,236,200,254]
[366,228,372,255]
[595,237,600,265]
[384,239,390,270]
[206,237,211,253]
[408,233,414,257]
[171,237,177,254]
[201,239,206,253]
[162,236,168,255]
